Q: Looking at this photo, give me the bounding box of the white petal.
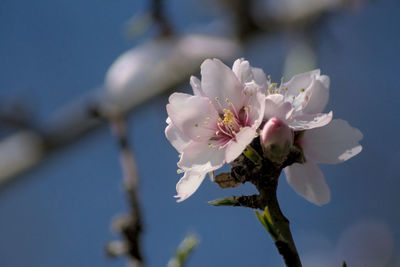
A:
[302,76,330,114]
[302,119,363,164]
[232,58,253,83]
[289,111,332,130]
[178,141,225,173]
[284,162,331,206]
[284,69,320,96]
[264,94,292,122]
[225,127,257,163]
[167,93,218,141]
[243,89,266,127]
[251,67,268,87]
[190,76,204,96]
[165,121,191,152]
[175,171,207,202]
[201,58,243,111]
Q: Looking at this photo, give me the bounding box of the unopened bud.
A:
[260,117,293,163]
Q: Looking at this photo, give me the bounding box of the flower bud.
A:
[260,117,293,163]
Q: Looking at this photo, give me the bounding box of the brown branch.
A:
[108,115,144,266]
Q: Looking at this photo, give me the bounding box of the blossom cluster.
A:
[165,58,362,205]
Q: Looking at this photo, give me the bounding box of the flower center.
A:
[222,109,237,129]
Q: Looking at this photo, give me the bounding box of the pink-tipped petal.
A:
[289,111,333,130]
[225,127,257,163]
[302,119,363,164]
[178,141,225,173]
[175,171,207,202]
[284,162,331,206]
[201,59,243,111]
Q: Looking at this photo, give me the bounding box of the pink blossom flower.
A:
[165,58,266,202]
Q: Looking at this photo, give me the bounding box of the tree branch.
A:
[107,115,144,266]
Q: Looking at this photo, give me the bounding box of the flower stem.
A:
[255,177,302,267]
[226,144,305,267]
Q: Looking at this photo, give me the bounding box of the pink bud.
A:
[260,117,293,163]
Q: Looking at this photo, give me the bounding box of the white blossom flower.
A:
[285,119,363,205]
[263,70,362,205]
[165,58,266,202]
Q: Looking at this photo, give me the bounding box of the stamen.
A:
[177,169,183,174]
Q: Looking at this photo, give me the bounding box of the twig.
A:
[108,115,144,266]
[211,139,304,267]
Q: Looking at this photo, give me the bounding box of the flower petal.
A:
[165,120,191,152]
[178,141,225,172]
[289,111,333,130]
[190,76,204,96]
[302,119,363,164]
[251,67,268,88]
[175,171,207,202]
[201,58,243,111]
[264,94,292,122]
[242,89,265,127]
[284,69,320,96]
[167,92,218,141]
[284,161,331,206]
[225,127,257,163]
[302,75,330,114]
[232,58,253,83]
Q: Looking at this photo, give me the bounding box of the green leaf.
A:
[168,234,199,267]
[255,207,278,241]
[243,145,262,166]
[208,196,238,206]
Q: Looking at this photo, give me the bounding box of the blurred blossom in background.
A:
[0,0,399,266]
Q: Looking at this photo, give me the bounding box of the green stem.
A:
[255,178,302,267]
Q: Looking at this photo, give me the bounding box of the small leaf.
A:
[263,206,273,225]
[255,208,279,241]
[168,234,199,267]
[208,196,238,206]
[243,145,262,166]
[255,211,268,229]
